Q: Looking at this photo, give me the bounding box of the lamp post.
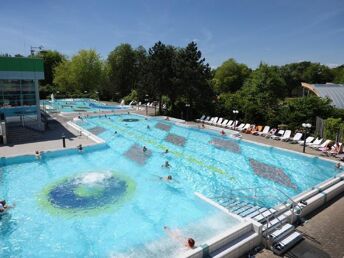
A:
[145,94,149,116]
[302,123,312,153]
[185,103,190,121]
[233,110,239,127]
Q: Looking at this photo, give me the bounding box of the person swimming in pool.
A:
[336,162,342,169]
[143,146,147,152]
[77,144,83,152]
[162,161,171,168]
[35,150,41,160]
[161,175,172,181]
[164,149,169,154]
[147,125,150,129]
[163,226,196,249]
[0,200,15,213]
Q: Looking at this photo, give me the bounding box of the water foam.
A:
[75,172,112,185]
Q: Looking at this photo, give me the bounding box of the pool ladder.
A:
[210,186,304,255]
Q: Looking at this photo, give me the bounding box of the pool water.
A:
[0,113,340,257]
[40,98,128,113]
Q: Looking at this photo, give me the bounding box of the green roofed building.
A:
[0,57,45,135]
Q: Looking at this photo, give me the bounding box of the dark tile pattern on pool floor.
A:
[124,144,152,165]
[249,159,297,189]
[155,122,171,131]
[164,133,186,146]
[88,126,107,135]
[209,138,241,153]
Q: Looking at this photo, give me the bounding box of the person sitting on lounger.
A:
[163,226,196,249]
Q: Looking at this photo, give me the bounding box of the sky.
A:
[1,0,343,68]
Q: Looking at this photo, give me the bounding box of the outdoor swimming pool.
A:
[0,114,341,257]
[41,98,129,113]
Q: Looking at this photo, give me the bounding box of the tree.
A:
[37,50,65,86]
[107,44,139,100]
[174,42,214,118]
[303,63,334,83]
[212,58,251,93]
[53,49,103,96]
[332,65,344,84]
[276,96,334,130]
[147,41,176,113]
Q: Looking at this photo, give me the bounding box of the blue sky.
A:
[1,0,343,68]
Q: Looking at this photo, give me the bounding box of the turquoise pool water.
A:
[41,98,129,113]
[0,113,341,257]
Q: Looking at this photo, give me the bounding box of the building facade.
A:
[0,57,44,131]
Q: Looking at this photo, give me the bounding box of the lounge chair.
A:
[298,136,314,145]
[219,119,229,127]
[325,143,342,156]
[211,117,220,125]
[290,133,303,143]
[224,120,233,128]
[235,123,245,131]
[270,130,285,140]
[229,120,238,129]
[257,126,270,136]
[215,117,223,126]
[250,125,263,135]
[205,117,215,125]
[279,130,292,141]
[311,139,332,150]
[196,115,205,122]
[239,124,251,132]
[307,138,323,147]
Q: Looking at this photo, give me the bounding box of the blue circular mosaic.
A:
[39,172,135,216]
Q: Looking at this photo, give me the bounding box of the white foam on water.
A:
[75,171,112,186]
[110,211,240,258]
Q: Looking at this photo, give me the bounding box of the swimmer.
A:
[162,161,171,168]
[77,144,83,152]
[114,131,117,134]
[165,116,170,121]
[143,146,147,152]
[0,200,15,213]
[220,130,226,135]
[35,150,41,160]
[161,175,173,181]
[163,226,196,249]
[147,125,150,129]
[336,162,341,169]
[165,149,169,154]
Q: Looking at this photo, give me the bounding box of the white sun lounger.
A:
[225,120,233,128]
[220,119,228,127]
[239,123,251,132]
[298,136,314,145]
[211,117,219,125]
[270,130,285,140]
[215,117,223,126]
[205,117,215,125]
[290,133,303,143]
[311,139,331,149]
[306,138,322,146]
[196,115,205,122]
[257,126,270,136]
[235,123,245,131]
[280,130,292,141]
